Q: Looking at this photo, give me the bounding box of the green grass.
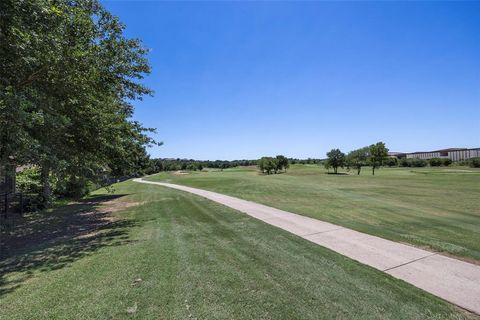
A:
[147,165,480,262]
[0,180,476,319]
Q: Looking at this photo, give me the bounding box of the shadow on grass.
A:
[0,194,137,296]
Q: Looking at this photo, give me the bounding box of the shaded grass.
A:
[0,194,135,297]
[0,180,476,319]
[147,165,480,262]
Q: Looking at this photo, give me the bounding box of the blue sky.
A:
[103,1,479,160]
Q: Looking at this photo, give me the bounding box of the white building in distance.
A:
[406,148,480,161]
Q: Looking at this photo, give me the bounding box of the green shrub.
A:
[411,158,427,167]
[469,158,480,168]
[15,167,48,212]
[52,174,92,199]
[429,158,442,167]
[399,158,410,167]
[186,163,197,171]
[385,157,398,167]
[399,158,428,167]
[442,158,452,166]
[24,194,48,212]
[16,167,41,193]
[64,178,92,199]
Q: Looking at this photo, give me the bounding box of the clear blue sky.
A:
[103,1,479,160]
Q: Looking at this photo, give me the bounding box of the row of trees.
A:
[397,157,478,168]
[258,155,289,174]
[326,142,389,175]
[1,0,157,202]
[290,158,323,165]
[145,158,257,174]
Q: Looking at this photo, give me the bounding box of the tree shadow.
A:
[0,194,137,296]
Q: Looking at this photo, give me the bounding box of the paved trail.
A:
[134,178,480,315]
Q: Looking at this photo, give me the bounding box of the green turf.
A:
[146,165,480,262]
[0,180,475,319]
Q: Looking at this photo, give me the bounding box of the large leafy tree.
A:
[0,0,159,200]
[258,157,277,175]
[369,142,389,175]
[326,149,345,174]
[275,155,289,173]
[346,146,369,175]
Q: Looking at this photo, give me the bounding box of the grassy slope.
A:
[147,165,480,262]
[0,180,475,319]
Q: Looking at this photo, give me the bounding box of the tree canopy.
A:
[258,157,276,175]
[346,147,369,175]
[275,155,289,173]
[0,0,158,200]
[368,142,389,175]
[326,149,345,174]
[257,155,289,175]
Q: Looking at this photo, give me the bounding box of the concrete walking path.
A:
[134,178,480,314]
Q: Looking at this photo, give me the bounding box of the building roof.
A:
[432,148,467,152]
[406,147,479,155]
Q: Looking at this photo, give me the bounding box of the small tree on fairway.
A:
[275,155,289,173]
[369,142,389,175]
[326,149,345,174]
[346,147,369,175]
[258,157,278,174]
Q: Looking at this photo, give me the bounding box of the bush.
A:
[399,158,410,167]
[385,157,398,167]
[55,176,92,199]
[469,158,480,168]
[429,158,442,167]
[443,158,452,166]
[186,163,197,171]
[400,158,427,167]
[23,194,48,212]
[16,167,41,193]
[15,167,51,211]
[410,158,427,167]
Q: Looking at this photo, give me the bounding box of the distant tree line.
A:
[397,157,479,168]
[289,158,323,165]
[324,143,480,173]
[144,158,258,174]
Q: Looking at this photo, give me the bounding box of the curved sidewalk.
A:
[134,178,480,314]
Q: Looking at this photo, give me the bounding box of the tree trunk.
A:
[372,166,375,176]
[357,167,361,175]
[41,164,51,201]
[334,167,337,174]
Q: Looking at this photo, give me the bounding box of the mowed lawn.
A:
[147,165,480,262]
[1,181,476,319]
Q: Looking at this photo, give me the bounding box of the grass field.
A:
[0,180,476,319]
[146,165,480,262]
